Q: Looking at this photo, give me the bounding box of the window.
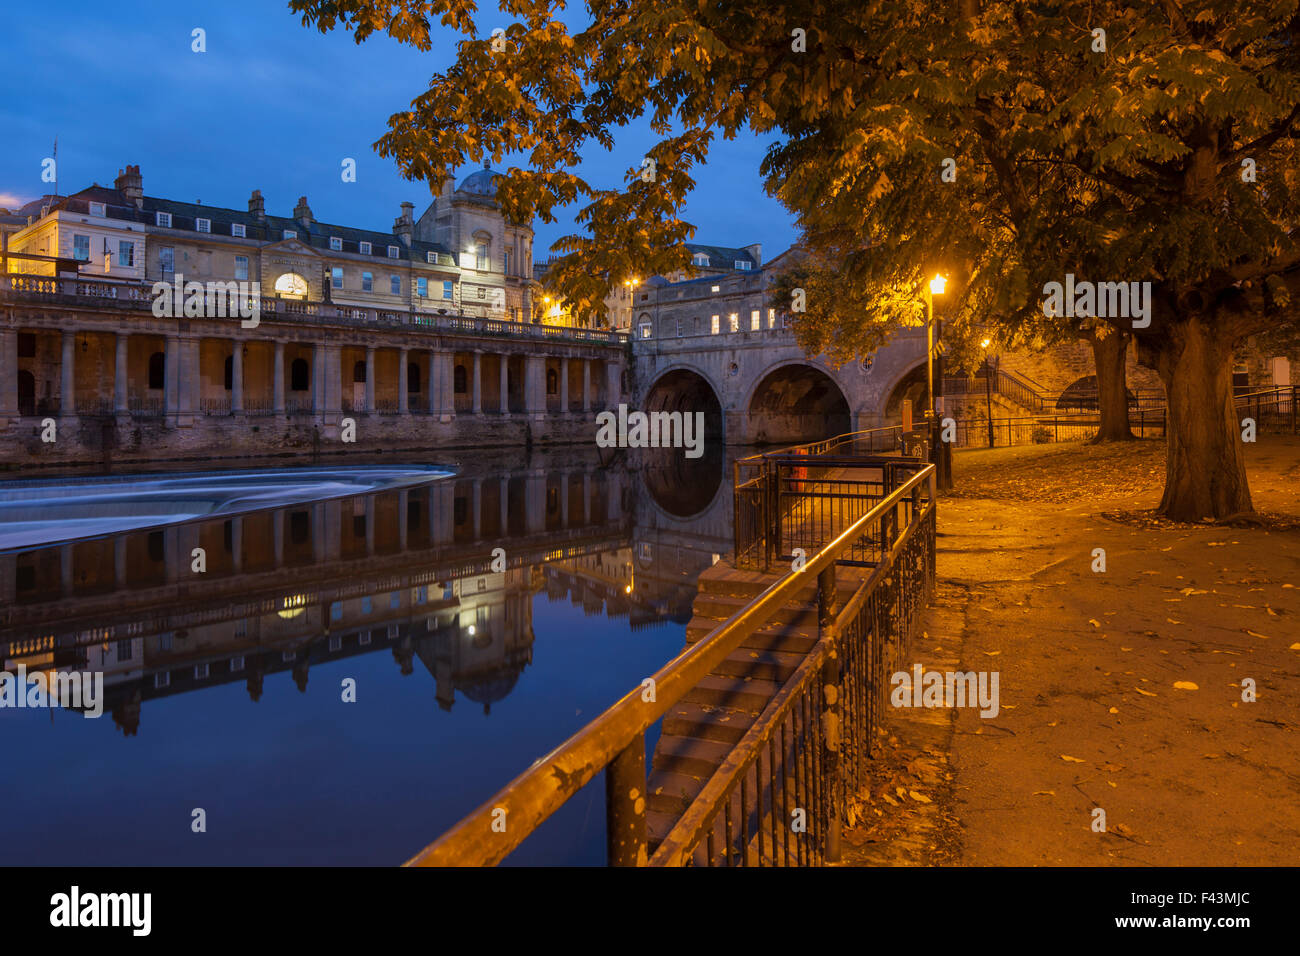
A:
[504,250,512,275]
[194,663,210,679]
[353,360,366,384]
[711,314,720,334]
[196,217,211,233]
[408,363,421,393]
[387,245,399,258]
[736,260,751,270]
[710,284,720,292]
[639,323,652,339]
[231,223,246,238]
[224,356,233,390]
[546,368,558,394]
[154,673,170,689]
[729,313,739,332]
[331,267,343,289]
[475,243,489,270]
[89,201,105,217]
[158,632,172,651]
[359,632,372,646]
[73,234,90,261]
[442,280,453,300]
[390,275,401,295]
[116,640,133,662]
[477,287,485,298]
[362,271,373,292]
[148,352,165,389]
[329,236,342,251]
[390,591,401,610]
[693,252,709,266]
[426,251,437,264]
[117,241,134,267]
[751,309,760,331]
[230,655,245,671]
[360,241,371,255]
[290,358,310,391]
[417,277,428,298]
[768,308,776,329]
[234,255,248,280]
[454,365,467,393]
[676,319,683,337]
[156,211,172,227]
[160,247,175,273]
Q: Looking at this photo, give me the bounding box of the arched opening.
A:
[223,355,233,391]
[1057,374,1133,411]
[408,363,421,394]
[274,273,308,298]
[883,363,929,420]
[17,369,35,415]
[353,361,366,383]
[147,352,165,390]
[290,358,310,392]
[641,369,725,515]
[546,367,558,395]
[453,364,467,393]
[747,364,850,445]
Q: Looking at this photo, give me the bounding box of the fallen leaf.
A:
[1032,790,1055,796]
[1060,755,1085,763]
[1173,681,1199,690]
[1108,707,1119,714]
[1166,618,1183,625]
[1135,687,1157,697]
[1245,630,1271,640]
[1180,587,1208,596]
[1088,619,1101,628]
[908,790,931,804]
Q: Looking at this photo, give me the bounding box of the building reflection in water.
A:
[0,448,736,736]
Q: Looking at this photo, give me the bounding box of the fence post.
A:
[606,731,647,866]
[817,564,842,863]
[1292,386,1297,435]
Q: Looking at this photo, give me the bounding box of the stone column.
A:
[499,477,509,535]
[398,348,409,413]
[499,354,510,416]
[273,342,285,414]
[114,333,129,415]
[60,544,74,595]
[425,350,438,417]
[560,358,570,414]
[312,342,325,417]
[525,355,545,419]
[525,472,546,534]
[582,473,591,524]
[582,359,592,413]
[472,479,482,540]
[364,347,376,413]
[231,516,243,572]
[365,496,375,554]
[180,337,200,425]
[164,527,181,582]
[560,472,570,527]
[114,536,128,587]
[272,510,284,565]
[471,351,482,414]
[60,330,76,417]
[606,361,621,412]
[164,334,180,425]
[324,345,342,427]
[324,500,342,560]
[398,489,409,550]
[440,352,455,421]
[312,503,325,563]
[231,341,244,414]
[0,329,17,419]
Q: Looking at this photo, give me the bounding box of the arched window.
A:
[353,360,366,383]
[290,358,310,392]
[408,363,421,394]
[147,352,165,390]
[546,368,558,395]
[224,355,233,391]
[453,364,467,394]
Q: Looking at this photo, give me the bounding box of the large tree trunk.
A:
[1153,315,1252,520]
[1087,328,1134,443]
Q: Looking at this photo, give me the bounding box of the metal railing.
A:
[404,460,937,867]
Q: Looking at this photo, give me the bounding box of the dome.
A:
[457,162,499,197]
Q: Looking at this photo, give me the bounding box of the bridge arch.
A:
[878,360,929,421]
[741,359,852,445]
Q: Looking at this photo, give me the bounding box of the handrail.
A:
[404,462,937,867]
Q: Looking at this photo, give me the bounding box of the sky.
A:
[0,0,798,262]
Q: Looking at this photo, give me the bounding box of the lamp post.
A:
[981,338,995,448]
[924,274,952,490]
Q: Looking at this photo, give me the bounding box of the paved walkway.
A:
[841,436,1300,865]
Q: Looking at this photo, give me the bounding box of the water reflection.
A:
[0,448,742,864]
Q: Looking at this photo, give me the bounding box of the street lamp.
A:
[923,274,952,490]
[980,338,995,448]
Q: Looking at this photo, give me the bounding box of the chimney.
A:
[294,196,313,226]
[115,164,144,209]
[394,201,415,246]
[743,242,762,268]
[248,189,265,220]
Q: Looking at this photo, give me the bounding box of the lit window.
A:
[196,217,211,233]
[729,313,739,332]
[117,241,134,267]
[711,315,720,334]
[751,309,760,331]
[231,223,246,238]
[88,201,105,217]
[73,234,90,261]
[443,280,453,300]
[387,245,400,258]
[639,323,652,339]
[156,211,172,227]
[711,284,720,292]
[159,247,174,273]
[234,255,248,280]
[475,243,489,270]
[283,229,297,240]
[427,251,437,264]
[417,277,428,297]
[332,267,343,289]
[362,271,372,292]
[768,308,776,329]
[390,275,400,295]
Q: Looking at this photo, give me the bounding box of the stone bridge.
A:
[631,323,929,445]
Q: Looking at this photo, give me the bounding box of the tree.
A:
[291,0,1300,520]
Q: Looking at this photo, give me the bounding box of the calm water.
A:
[0,446,734,865]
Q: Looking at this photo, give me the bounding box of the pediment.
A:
[265,238,322,258]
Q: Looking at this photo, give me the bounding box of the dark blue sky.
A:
[2,0,797,262]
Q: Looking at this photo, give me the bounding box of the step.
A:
[651,733,735,779]
[685,615,820,652]
[717,647,803,683]
[692,593,825,629]
[687,673,781,713]
[662,700,758,745]
[646,769,708,816]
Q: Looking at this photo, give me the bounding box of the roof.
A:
[685,242,758,269]
[457,163,499,200]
